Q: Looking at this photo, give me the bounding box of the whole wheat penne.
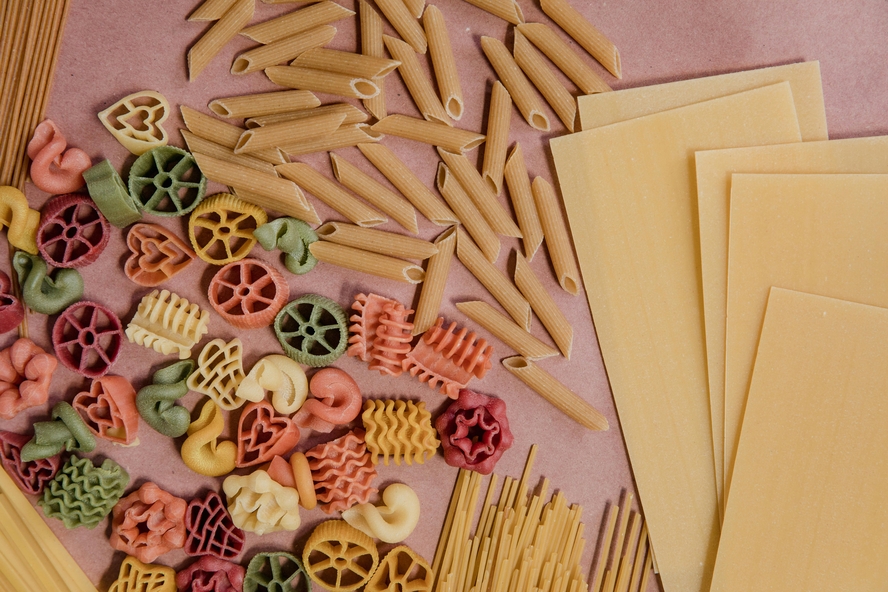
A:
[276,162,387,227]
[293,47,400,78]
[436,163,500,263]
[188,0,254,81]
[414,227,457,335]
[209,90,320,118]
[371,115,485,153]
[504,143,544,259]
[374,0,427,53]
[517,23,611,94]
[189,0,237,21]
[423,5,464,120]
[481,81,512,195]
[480,36,549,131]
[309,241,425,283]
[503,356,608,430]
[234,187,322,225]
[241,1,354,43]
[513,252,572,358]
[358,143,458,226]
[330,152,418,233]
[279,123,382,156]
[531,176,579,295]
[359,0,387,120]
[192,152,313,217]
[513,30,577,131]
[232,25,336,75]
[266,64,379,99]
[384,35,450,125]
[438,148,521,238]
[235,110,346,153]
[317,221,437,259]
[539,0,621,78]
[181,129,276,174]
[181,105,287,164]
[456,301,558,360]
[456,228,531,329]
[246,103,368,128]
[403,0,425,18]
[460,0,524,25]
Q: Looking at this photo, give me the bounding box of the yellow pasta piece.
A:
[361,399,440,465]
[359,0,387,120]
[108,556,176,592]
[531,177,579,295]
[126,289,210,359]
[456,301,558,360]
[412,226,456,335]
[330,152,418,234]
[246,103,368,128]
[181,105,286,164]
[232,25,336,75]
[234,109,346,153]
[423,5,463,120]
[223,470,301,534]
[309,241,425,284]
[181,129,276,174]
[342,483,421,543]
[481,36,549,131]
[316,221,437,259]
[209,89,321,118]
[513,30,577,132]
[240,0,354,43]
[371,114,485,153]
[276,162,387,227]
[0,496,68,591]
[188,0,253,81]
[514,253,572,358]
[266,64,379,99]
[540,0,621,78]
[504,144,544,259]
[517,23,612,95]
[384,35,449,125]
[374,0,427,53]
[436,162,500,263]
[181,399,238,477]
[278,122,382,156]
[293,47,401,79]
[460,0,524,24]
[481,81,512,195]
[187,338,248,411]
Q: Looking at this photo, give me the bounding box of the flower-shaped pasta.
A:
[189,193,265,264]
[342,483,421,543]
[109,555,177,592]
[37,193,110,268]
[110,482,188,563]
[26,119,91,194]
[52,300,123,378]
[184,491,245,560]
[0,337,57,420]
[177,556,245,592]
[40,454,129,529]
[365,545,433,592]
[293,368,363,433]
[222,470,301,535]
[303,520,379,592]
[209,258,289,329]
[0,430,61,495]
[435,388,514,475]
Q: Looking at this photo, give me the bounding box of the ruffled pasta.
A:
[39,454,129,529]
[362,399,439,466]
[305,429,378,514]
[222,470,301,535]
[110,482,188,563]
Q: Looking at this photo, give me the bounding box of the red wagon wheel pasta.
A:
[52,301,123,378]
[37,193,110,268]
[208,258,288,329]
[189,193,267,265]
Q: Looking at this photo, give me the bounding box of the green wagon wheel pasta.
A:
[274,295,348,367]
[128,146,207,216]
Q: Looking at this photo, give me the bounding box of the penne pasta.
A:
[241,1,354,44]
[181,129,277,174]
[517,23,612,94]
[275,162,387,227]
[456,301,558,360]
[502,356,609,430]
[374,0,428,53]
[358,142,458,226]
[531,176,580,295]
[513,252,573,358]
[504,143,544,259]
[245,103,368,128]
[330,152,418,233]
[234,110,346,153]
[234,187,322,225]
[481,81,512,195]
[402,0,426,19]
[189,0,238,21]
[540,0,621,78]
[438,147,521,238]
[513,30,578,131]
[266,64,380,99]
[456,228,531,330]
[316,221,437,259]
[481,36,550,131]
[460,0,524,25]
[423,5,464,120]
[181,105,287,164]
[309,241,425,283]
[436,162,500,263]
[371,115,485,153]
[209,90,321,118]
[384,35,450,125]
[188,0,253,80]
[414,227,457,335]
[359,0,387,120]
[278,122,382,155]
[293,47,401,78]
[232,25,336,75]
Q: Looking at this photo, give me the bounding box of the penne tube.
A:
[384,35,450,125]
[292,47,401,78]
[209,90,321,118]
[481,81,512,195]
[275,162,387,227]
[456,228,531,329]
[502,356,609,430]
[359,0,387,120]
[189,0,238,21]
[374,0,428,53]
[456,301,558,360]
[513,30,578,131]
[358,142,458,226]
[188,0,254,80]
[480,36,549,131]
[330,152,418,233]
[246,103,368,128]
[414,227,457,335]
[371,115,485,153]
[266,64,379,99]
[438,147,521,238]
[517,23,611,94]
[232,25,336,75]
[234,187,321,225]
[540,0,621,78]
[241,0,354,43]
[402,0,425,18]
[316,221,437,259]
[234,110,346,153]
[531,176,580,295]
[278,122,382,155]
[423,5,464,120]
[309,241,425,283]
[504,143,544,259]
[513,252,572,358]
[181,129,276,174]
[460,0,524,25]
[181,105,286,164]
[436,162,500,263]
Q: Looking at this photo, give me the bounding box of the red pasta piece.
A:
[208,258,289,329]
[266,455,296,489]
[0,270,24,334]
[0,430,62,495]
[26,120,92,194]
[368,301,414,376]
[125,222,196,286]
[305,428,378,514]
[110,482,188,563]
[0,337,58,420]
[435,388,514,475]
[184,491,245,560]
[52,300,123,378]
[176,556,246,592]
[293,368,363,433]
[236,400,300,468]
[72,375,139,445]
[37,193,110,268]
[347,293,400,362]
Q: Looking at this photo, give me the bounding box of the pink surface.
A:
[1,0,886,591]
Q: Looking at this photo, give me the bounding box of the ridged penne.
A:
[330,153,418,233]
[181,130,276,174]
[181,105,286,164]
[517,22,611,94]
[456,300,558,360]
[278,123,382,156]
[309,241,425,284]
[436,163,500,263]
[359,0,387,120]
[316,221,438,260]
[246,103,368,128]
[240,0,355,43]
[232,26,336,75]
[266,64,379,99]
[384,35,450,125]
[460,0,524,25]
[234,110,346,153]
[480,36,549,131]
[424,5,464,120]
[531,176,580,295]
[540,0,621,78]
[371,115,485,153]
[413,227,457,335]
[189,0,238,21]
[209,90,321,118]
[374,0,428,53]
[513,29,578,131]
[504,143,544,259]
[481,81,512,195]
[293,47,401,79]
[188,0,254,80]
[513,252,572,358]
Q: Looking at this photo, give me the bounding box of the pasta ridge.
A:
[125,289,210,359]
[305,429,378,513]
[369,301,414,376]
[362,399,440,465]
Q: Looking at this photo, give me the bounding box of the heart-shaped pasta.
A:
[98,90,170,155]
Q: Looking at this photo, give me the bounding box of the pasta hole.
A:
[445,97,464,120]
[530,112,550,132]
[209,103,231,117]
[231,57,251,75]
[352,79,379,99]
[405,267,424,283]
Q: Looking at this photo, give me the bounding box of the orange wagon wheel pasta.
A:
[188,193,268,265]
[208,259,289,329]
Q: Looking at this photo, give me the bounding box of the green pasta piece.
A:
[20,402,96,462]
[136,359,195,438]
[245,551,311,592]
[12,251,84,315]
[128,146,207,216]
[39,454,129,529]
[253,217,318,275]
[83,159,142,227]
[274,295,348,368]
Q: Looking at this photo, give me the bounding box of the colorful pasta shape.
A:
[0,430,61,495]
[12,250,84,315]
[177,556,246,592]
[293,368,363,433]
[98,90,171,155]
[184,490,245,560]
[187,338,248,411]
[244,552,310,592]
[20,401,96,462]
[136,359,195,438]
[0,270,24,333]
[236,354,309,415]
[39,454,129,529]
[72,375,139,445]
[37,193,110,268]
[126,289,210,359]
[109,555,177,592]
[53,300,124,378]
[0,185,40,254]
[125,223,196,286]
[236,400,300,468]
[365,545,433,592]
[341,483,421,543]
[222,469,302,535]
[110,482,188,563]
[305,428,378,514]
[0,337,57,420]
[208,258,289,329]
[303,520,379,592]
[26,119,91,194]
[181,399,237,477]
[253,216,319,275]
[435,388,514,475]
[361,399,439,466]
